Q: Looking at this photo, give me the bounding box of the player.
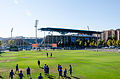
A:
[63,68,67,77]
[50,53,52,57]
[44,64,47,74]
[46,65,49,75]
[27,67,31,78]
[58,64,60,72]
[47,53,48,57]
[38,73,43,79]
[19,70,24,79]
[9,69,14,79]
[59,67,62,78]
[69,65,72,77]
[15,64,19,74]
[38,60,40,68]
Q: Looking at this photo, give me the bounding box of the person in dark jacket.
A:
[38,60,40,68]
[9,69,14,79]
[38,73,43,79]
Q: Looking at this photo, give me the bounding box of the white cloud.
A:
[13,0,19,5]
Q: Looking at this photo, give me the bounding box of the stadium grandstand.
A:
[38,27,102,49]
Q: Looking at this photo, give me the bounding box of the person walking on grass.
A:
[15,64,19,74]
[58,64,60,72]
[63,68,67,78]
[38,73,43,79]
[50,52,52,57]
[47,53,48,57]
[58,66,62,78]
[27,66,31,78]
[38,60,40,68]
[46,65,49,75]
[69,65,72,77]
[19,70,24,79]
[44,64,47,74]
[9,69,14,79]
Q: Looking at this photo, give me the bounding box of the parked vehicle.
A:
[9,46,18,51]
[102,47,109,49]
[117,46,120,49]
[109,46,115,49]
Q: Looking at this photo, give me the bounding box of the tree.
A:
[76,39,80,48]
[76,39,79,43]
[116,40,120,47]
[107,40,111,47]
[97,40,101,46]
[94,42,97,47]
[87,40,90,43]
[101,40,104,46]
[89,42,92,47]
[112,34,115,40]
[91,41,95,47]
[0,40,3,52]
[79,41,82,46]
[111,39,116,46]
[8,40,14,46]
[84,42,87,47]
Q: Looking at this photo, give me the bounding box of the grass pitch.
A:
[0,50,120,79]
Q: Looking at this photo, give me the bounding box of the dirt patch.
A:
[0,59,14,63]
[0,69,9,72]
[21,57,32,58]
[40,57,56,60]
[2,56,15,57]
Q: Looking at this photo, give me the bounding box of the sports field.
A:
[0,50,120,79]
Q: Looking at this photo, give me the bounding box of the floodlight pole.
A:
[44,32,45,49]
[35,20,38,44]
[64,34,65,49]
[97,33,98,52]
[11,28,13,40]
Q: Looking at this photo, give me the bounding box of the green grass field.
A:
[0,50,120,79]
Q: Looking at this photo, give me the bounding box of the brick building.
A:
[101,29,120,42]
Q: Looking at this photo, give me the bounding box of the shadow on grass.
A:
[0,75,4,79]
[40,66,44,69]
[0,52,5,57]
[72,76,80,79]
[66,76,71,79]
[0,52,5,54]
[47,74,56,79]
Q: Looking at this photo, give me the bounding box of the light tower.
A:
[11,28,13,40]
[35,20,39,44]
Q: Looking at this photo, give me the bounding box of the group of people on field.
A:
[46,52,52,57]
[58,64,72,78]
[9,64,43,79]
[9,52,72,79]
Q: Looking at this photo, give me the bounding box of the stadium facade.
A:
[1,27,102,50]
[39,27,102,49]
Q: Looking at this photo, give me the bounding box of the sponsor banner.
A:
[32,44,38,47]
[71,37,76,42]
[85,38,89,41]
[52,44,57,47]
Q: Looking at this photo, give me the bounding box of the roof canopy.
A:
[38,27,102,35]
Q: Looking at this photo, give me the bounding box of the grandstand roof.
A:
[38,27,102,34]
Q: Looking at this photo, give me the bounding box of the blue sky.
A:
[0,0,120,37]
